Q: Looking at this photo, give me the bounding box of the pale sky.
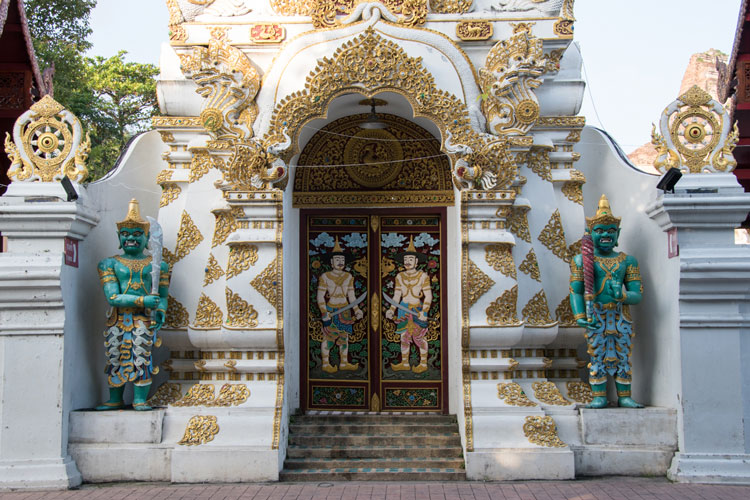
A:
[88,0,741,153]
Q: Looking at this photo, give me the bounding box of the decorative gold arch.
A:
[261,27,516,192]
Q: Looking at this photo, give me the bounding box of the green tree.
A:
[85,52,160,180]
[25,0,97,118]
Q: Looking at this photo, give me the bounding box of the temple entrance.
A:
[300,208,448,412]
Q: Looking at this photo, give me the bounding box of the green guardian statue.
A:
[569,195,644,409]
[96,199,170,411]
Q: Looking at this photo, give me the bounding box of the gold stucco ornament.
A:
[4,95,89,183]
[651,85,738,174]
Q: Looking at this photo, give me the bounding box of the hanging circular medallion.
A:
[516,99,540,124]
[344,128,404,188]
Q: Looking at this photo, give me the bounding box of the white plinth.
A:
[0,456,82,491]
[669,453,750,484]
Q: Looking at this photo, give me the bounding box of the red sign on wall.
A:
[64,237,78,268]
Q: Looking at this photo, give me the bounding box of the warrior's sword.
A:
[146,216,163,325]
[382,293,428,328]
[326,292,367,318]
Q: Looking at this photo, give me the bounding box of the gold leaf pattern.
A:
[163,248,178,268]
[555,296,577,327]
[497,382,537,407]
[225,288,259,328]
[147,383,183,407]
[174,211,204,262]
[521,150,551,181]
[193,293,223,328]
[566,239,581,264]
[211,383,250,406]
[523,416,566,448]
[430,0,472,14]
[561,181,583,205]
[189,151,213,183]
[226,244,259,279]
[484,244,516,279]
[173,384,216,407]
[251,257,279,308]
[178,415,219,446]
[519,248,541,282]
[508,207,531,243]
[270,0,314,15]
[212,207,243,248]
[532,381,572,406]
[566,381,594,404]
[160,184,181,208]
[521,290,555,326]
[538,210,568,261]
[467,259,496,308]
[156,169,173,184]
[204,253,224,286]
[166,295,190,328]
[487,286,521,326]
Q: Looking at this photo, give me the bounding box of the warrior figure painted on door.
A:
[302,211,447,412]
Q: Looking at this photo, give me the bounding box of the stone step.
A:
[286,444,463,459]
[284,457,465,470]
[288,433,460,447]
[279,467,466,482]
[291,414,456,425]
[289,422,458,435]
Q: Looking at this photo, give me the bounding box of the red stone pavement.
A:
[2,479,750,500]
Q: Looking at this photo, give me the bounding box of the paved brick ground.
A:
[2,479,750,500]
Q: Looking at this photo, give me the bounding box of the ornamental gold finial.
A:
[117,198,150,231]
[586,194,621,229]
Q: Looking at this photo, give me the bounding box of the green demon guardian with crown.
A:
[96,199,170,411]
[569,195,644,409]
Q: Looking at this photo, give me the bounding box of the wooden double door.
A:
[300,208,448,412]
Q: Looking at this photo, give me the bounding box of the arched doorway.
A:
[295,107,454,412]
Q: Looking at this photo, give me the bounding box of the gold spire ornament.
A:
[332,236,344,253]
[117,199,150,231]
[405,235,416,253]
[586,195,621,229]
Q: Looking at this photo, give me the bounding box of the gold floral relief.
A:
[211,383,250,406]
[178,415,219,446]
[538,210,568,261]
[467,259,496,308]
[189,150,218,183]
[311,0,427,28]
[193,293,223,328]
[269,0,313,15]
[166,295,190,328]
[251,257,279,308]
[497,382,537,407]
[561,181,583,205]
[174,211,204,262]
[486,286,521,327]
[147,383,183,407]
[173,384,216,407]
[225,288,259,328]
[523,416,566,448]
[163,248,178,268]
[519,150,551,181]
[294,113,454,206]
[536,116,586,128]
[508,207,531,243]
[519,248,541,282]
[431,0,472,14]
[264,28,514,191]
[485,244,516,279]
[204,253,224,286]
[566,239,581,264]
[212,207,244,248]
[226,244,259,279]
[532,381,572,406]
[160,184,181,208]
[554,296,576,327]
[456,20,492,41]
[521,290,555,326]
[566,381,593,404]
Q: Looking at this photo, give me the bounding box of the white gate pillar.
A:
[0,183,99,490]
[647,173,750,483]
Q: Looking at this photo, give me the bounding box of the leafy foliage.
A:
[25,1,159,180]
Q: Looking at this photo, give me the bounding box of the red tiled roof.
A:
[0,0,47,96]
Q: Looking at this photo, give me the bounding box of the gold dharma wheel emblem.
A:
[516,99,540,124]
[344,128,404,188]
[684,122,706,143]
[37,131,60,154]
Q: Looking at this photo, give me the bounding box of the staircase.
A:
[280,412,466,481]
